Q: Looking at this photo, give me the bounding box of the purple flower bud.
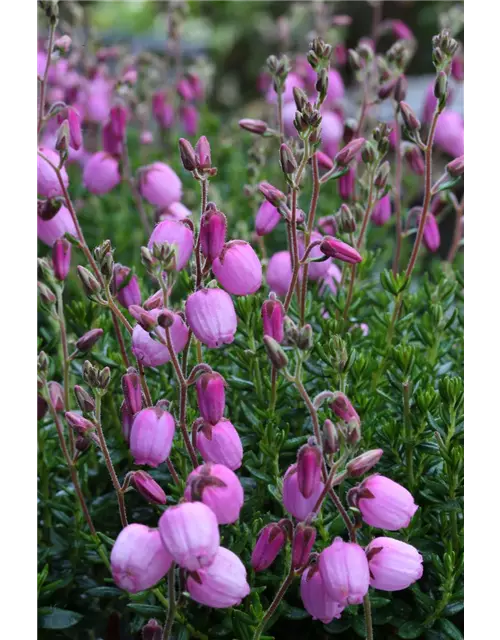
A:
[366,537,423,591]
[282,464,325,521]
[142,619,163,640]
[251,523,286,571]
[446,154,464,178]
[159,502,220,571]
[196,372,226,425]
[152,91,174,129]
[266,251,292,297]
[110,104,128,136]
[129,406,175,467]
[195,136,211,170]
[121,401,134,443]
[102,119,123,156]
[121,368,142,415]
[184,463,244,525]
[330,392,360,424]
[319,537,370,605]
[178,138,197,171]
[261,295,285,343]
[334,138,366,167]
[371,194,392,226]
[338,166,356,200]
[314,151,334,170]
[200,207,227,262]
[399,101,421,131]
[196,420,243,470]
[186,288,237,348]
[177,77,195,101]
[48,381,65,412]
[404,145,425,176]
[131,470,167,505]
[239,119,268,135]
[37,205,77,247]
[296,441,322,499]
[76,328,103,352]
[111,524,172,593]
[186,547,250,608]
[322,419,339,454]
[212,240,263,296]
[38,147,69,198]
[139,163,182,208]
[422,213,440,253]
[355,475,418,530]
[52,238,71,281]
[301,565,345,623]
[83,152,120,195]
[112,264,142,309]
[74,385,95,413]
[299,231,332,280]
[255,201,282,236]
[317,216,337,237]
[57,107,82,151]
[148,219,194,271]
[347,449,384,477]
[181,104,199,136]
[258,181,286,207]
[320,237,362,264]
[292,523,317,569]
[65,411,94,435]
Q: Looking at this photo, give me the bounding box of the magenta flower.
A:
[139,162,182,207]
[196,372,226,425]
[366,537,423,591]
[356,475,418,530]
[131,470,167,505]
[129,405,175,467]
[266,251,292,297]
[324,69,345,105]
[57,107,82,151]
[37,205,77,247]
[371,194,392,226]
[212,240,263,296]
[159,501,220,571]
[121,401,134,443]
[180,104,199,136]
[158,202,192,221]
[187,546,250,608]
[38,147,69,198]
[422,213,441,253]
[434,111,464,158]
[299,232,332,280]
[148,219,194,271]
[319,537,370,605]
[111,524,172,593]
[52,238,71,281]
[338,166,356,200]
[121,368,143,416]
[330,392,360,424]
[112,265,142,309]
[255,201,282,236]
[292,523,317,569]
[186,288,237,348]
[196,420,243,470]
[83,76,112,123]
[184,463,244,524]
[152,91,174,129]
[132,309,189,368]
[297,441,322,499]
[251,522,286,571]
[261,295,285,343]
[83,152,121,195]
[200,207,227,262]
[301,565,345,623]
[320,237,362,264]
[321,111,344,159]
[282,464,325,521]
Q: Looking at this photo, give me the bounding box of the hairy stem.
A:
[392,103,403,274]
[37,20,56,137]
[56,286,74,453]
[252,563,295,640]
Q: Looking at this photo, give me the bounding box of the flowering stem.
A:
[56,286,74,454]
[312,468,348,513]
[284,189,300,312]
[94,392,128,528]
[446,196,464,263]
[363,594,374,640]
[392,103,403,274]
[252,563,295,640]
[162,564,177,640]
[122,139,152,235]
[37,20,56,137]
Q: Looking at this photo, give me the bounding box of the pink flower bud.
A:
[52,238,71,281]
[187,72,204,100]
[102,119,123,156]
[48,381,65,412]
[301,565,345,623]
[187,547,250,608]
[181,104,199,136]
[371,194,392,226]
[292,523,317,569]
[83,152,120,195]
[261,295,285,343]
[255,201,281,236]
[338,166,356,200]
[446,155,464,178]
[65,411,94,435]
[186,288,237,348]
[111,524,172,593]
[195,136,211,170]
[159,501,220,570]
[76,328,103,352]
[366,537,423,591]
[251,523,286,571]
[319,537,370,605]
[152,91,174,129]
[38,147,69,198]
[282,464,325,521]
[132,308,189,368]
[131,470,167,505]
[399,102,421,132]
[177,77,195,101]
[196,372,226,425]
[239,118,268,135]
[258,181,286,207]
[266,251,292,297]
[200,207,227,261]
[129,405,175,467]
[112,264,142,309]
[121,368,142,415]
[422,213,440,253]
[37,205,77,247]
[121,401,134,442]
[139,163,183,208]
[299,231,332,280]
[147,219,194,271]
[57,107,82,150]
[212,240,263,296]
[315,151,334,170]
[142,619,163,640]
[320,237,362,264]
[184,463,244,524]
[129,305,157,331]
[347,449,384,477]
[355,475,418,530]
[334,138,366,166]
[297,441,322,499]
[330,392,360,424]
[196,420,243,470]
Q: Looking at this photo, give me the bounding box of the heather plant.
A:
[37,2,463,639]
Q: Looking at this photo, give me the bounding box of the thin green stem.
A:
[163,564,177,640]
[363,594,374,640]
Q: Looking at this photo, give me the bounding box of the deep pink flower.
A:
[299,232,332,280]
[282,464,325,521]
[261,295,285,343]
[121,368,142,416]
[132,309,189,368]
[37,205,77,247]
[186,547,250,607]
[196,372,226,425]
[159,501,220,571]
[185,288,237,348]
[37,147,69,198]
[320,237,362,264]
[83,151,120,194]
[292,523,317,569]
[111,524,172,593]
[356,475,418,530]
[301,565,345,623]
[139,162,183,208]
[184,463,244,524]
[129,405,175,467]
[131,470,167,505]
[371,194,392,226]
[200,207,227,261]
[366,537,423,591]
[433,111,464,158]
[152,91,174,129]
[147,219,194,271]
[266,251,292,297]
[422,213,441,253]
[212,240,263,296]
[251,523,286,571]
[196,420,243,470]
[52,238,72,281]
[297,441,322,499]
[321,111,344,159]
[319,537,370,605]
[338,166,356,200]
[112,265,141,309]
[255,201,281,236]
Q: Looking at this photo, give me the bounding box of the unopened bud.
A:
[251,522,286,572]
[77,266,101,297]
[293,86,309,112]
[374,161,391,190]
[335,138,366,167]
[55,120,70,155]
[157,310,176,329]
[195,136,211,171]
[434,70,448,104]
[348,49,363,71]
[315,68,329,103]
[399,101,421,131]
[38,281,56,305]
[74,385,95,413]
[297,440,322,498]
[48,381,64,411]
[75,436,92,453]
[98,367,111,390]
[38,351,50,376]
[337,203,356,233]
[279,143,297,175]
[239,119,268,135]
[377,79,397,100]
[347,449,384,477]
[142,619,163,640]
[263,336,288,370]
[129,305,157,331]
[65,411,95,435]
[82,360,99,387]
[358,42,374,62]
[131,471,167,505]
[292,523,317,569]
[76,328,103,352]
[322,419,339,454]
[178,138,197,171]
[259,182,286,207]
[122,368,142,415]
[446,155,464,178]
[283,316,299,346]
[394,74,408,102]
[52,238,71,281]
[297,324,313,350]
